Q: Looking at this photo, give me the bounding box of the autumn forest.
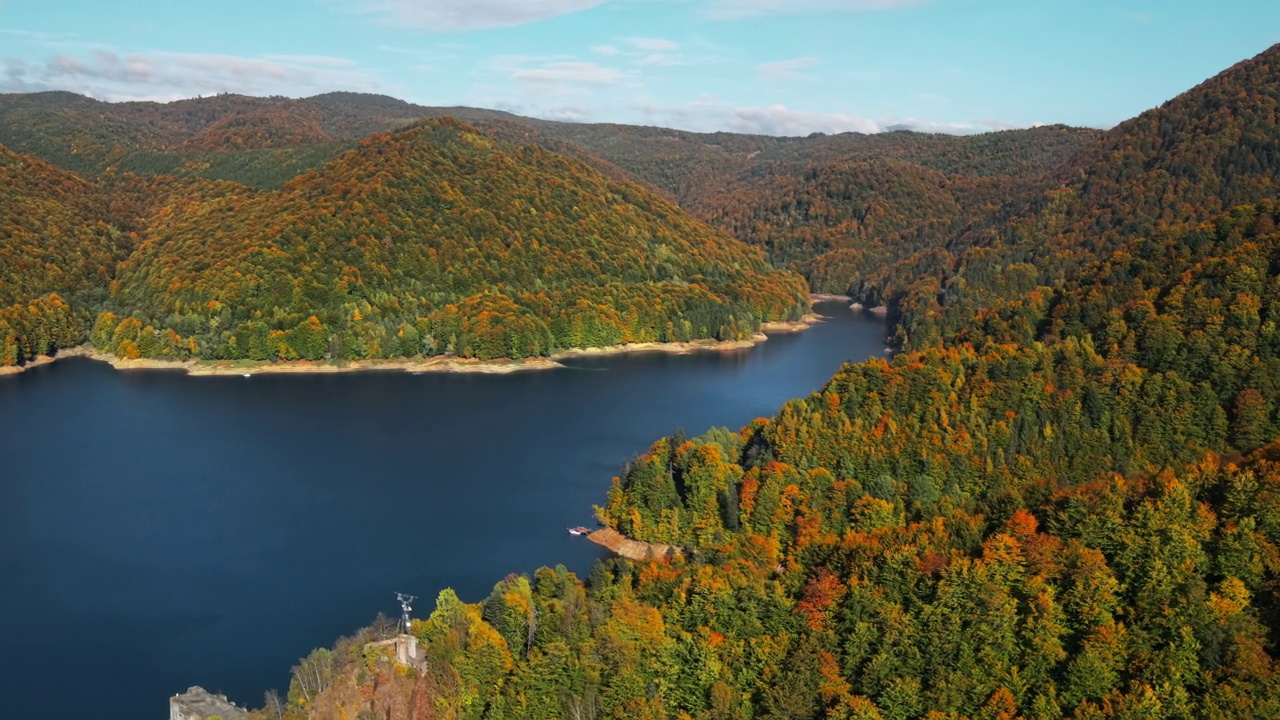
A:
[4,40,1280,720]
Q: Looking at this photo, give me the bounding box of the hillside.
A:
[0,144,122,365]
[688,125,1096,275]
[870,43,1280,348]
[263,198,1280,720]
[282,439,1280,720]
[98,118,808,363]
[247,48,1280,720]
[0,91,1100,250]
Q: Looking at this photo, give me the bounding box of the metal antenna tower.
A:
[395,592,416,634]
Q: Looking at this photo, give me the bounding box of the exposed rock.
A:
[169,686,248,720]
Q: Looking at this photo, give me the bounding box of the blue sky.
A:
[2,0,1279,135]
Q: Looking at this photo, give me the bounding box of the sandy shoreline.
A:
[587,527,683,560]
[1,312,826,378]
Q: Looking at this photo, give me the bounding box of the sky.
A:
[2,0,1279,136]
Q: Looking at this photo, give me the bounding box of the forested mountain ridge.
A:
[0,90,517,189]
[0,89,1101,257]
[0,89,1098,192]
[0,88,1104,338]
[97,118,809,362]
[0,114,809,368]
[701,125,1096,288]
[875,43,1280,349]
[250,49,1280,720]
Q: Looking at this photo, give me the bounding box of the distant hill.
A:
[6,44,1276,362]
[0,91,519,188]
[0,90,1101,266]
[100,118,808,362]
[868,43,1280,347]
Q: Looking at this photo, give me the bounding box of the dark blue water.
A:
[0,301,885,719]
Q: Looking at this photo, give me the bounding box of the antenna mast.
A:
[395,592,416,635]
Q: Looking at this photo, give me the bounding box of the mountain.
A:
[247,47,1280,720]
[686,124,1097,273]
[0,143,123,364]
[0,91,516,189]
[289,437,1280,720]
[0,91,1101,264]
[99,118,808,362]
[5,44,1280,718]
[870,43,1280,348]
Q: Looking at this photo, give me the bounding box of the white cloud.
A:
[483,98,596,123]
[708,0,926,19]
[340,0,922,29]
[538,105,592,121]
[261,54,359,68]
[757,56,819,80]
[0,28,72,42]
[592,44,621,56]
[343,0,606,31]
[730,104,880,135]
[0,48,388,101]
[627,37,678,51]
[635,96,1026,136]
[637,53,690,67]
[514,61,621,87]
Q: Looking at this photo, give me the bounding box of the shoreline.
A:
[808,293,888,316]
[586,527,683,560]
[848,302,889,316]
[1,313,826,378]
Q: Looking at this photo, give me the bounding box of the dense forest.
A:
[0,87,1099,267]
[862,45,1280,350]
[0,118,808,366]
[239,45,1280,720]
[5,41,1280,720]
[0,144,123,365]
[102,118,807,362]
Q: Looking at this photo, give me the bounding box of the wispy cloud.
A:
[729,103,880,134]
[261,54,358,68]
[0,47,387,101]
[594,36,714,68]
[757,56,819,80]
[0,28,73,42]
[340,0,607,31]
[636,95,1026,136]
[627,37,677,52]
[707,0,926,20]
[480,97,597,123]
[637,53,690,67]
[513,61,622,87]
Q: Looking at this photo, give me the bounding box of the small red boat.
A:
[568,526,592,536]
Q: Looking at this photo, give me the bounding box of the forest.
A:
[241,45,1280,720]
[0,118,809,366]
[4,40,1280,720]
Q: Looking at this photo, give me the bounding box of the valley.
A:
[1,27,1279,720]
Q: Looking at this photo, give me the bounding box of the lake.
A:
[0,301,886,719]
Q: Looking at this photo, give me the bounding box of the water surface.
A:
[0,301,886,719]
